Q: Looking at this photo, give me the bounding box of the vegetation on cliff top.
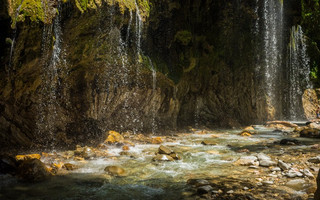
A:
[7,0,150,28]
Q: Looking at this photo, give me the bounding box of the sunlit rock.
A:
[151,137,163,144]
[240,131,252,137]
[104,131,124,144]
[158,145,172,155]
[15,154,41,161]
[122,145,130,151]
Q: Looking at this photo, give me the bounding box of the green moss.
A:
[174,30,192,46]
[9,0,45,28]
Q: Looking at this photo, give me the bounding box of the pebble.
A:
[243,187,249,190]
[270,167,281,172]
[285,168,303,178]
[227,190,234,194]
[259,159,277,167]
[262,181,274,185]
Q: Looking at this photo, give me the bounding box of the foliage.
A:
[8,0,150,28]
[301,0,320,86]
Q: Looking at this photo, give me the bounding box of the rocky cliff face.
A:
[0,0,310,151]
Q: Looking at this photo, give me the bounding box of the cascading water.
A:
[286,25,311,120]
[255,0,284,119]
[37,5,64,148]
[148,57,157,134]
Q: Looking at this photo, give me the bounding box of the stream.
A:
[0,127,319,200]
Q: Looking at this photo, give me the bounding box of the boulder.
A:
[15,154,41,161]
[300,128,320,138]
[234,156,258,166]
[153,154,174,161]
[244,126,255,131]
[104,166,126,176]
[259,159,276,167]
[17,158,51,182]
[158,145,172,155]
[104,131,124,144]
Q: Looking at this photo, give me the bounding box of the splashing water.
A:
[286,25,311,120]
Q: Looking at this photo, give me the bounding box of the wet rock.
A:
[270,167,281,172]
[122,145,130,151]
[262,181,274,185]
[201,140,217,145]
[169,152,181,160]
[266,121,298,128]
[257,153,271,161]
[104,131,124,144]
[17,159,51,182]
[244,126,255,131]
[158,145,172,155]
[151,137,163,144]
[187,179,210,187]
[234,156,258,166]
[302,169,314,178]
[197,185,213,194]
[240,131,252,137]
[309,122,320,129]
[15,154,41,161]
[259,159,277,167]
[315,170,320,200]
[153,154,174,161]
[81,147,96,159]
[285,168,303,178]
[63,163,77,171]
[278,160,291,171]
[286,179,306,191]
[308,156,320,164]
[257,153,276,167]
[0,155,18,175]
[104,166,126,176]
[300,128,320,138]
[279,139,300,145]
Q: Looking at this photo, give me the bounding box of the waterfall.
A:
[262,0,283,118]
[148,57,157,134]
[134,0,143,57]
[286,25,311,120]
[37,5,64,148]
[255,0,284,119]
